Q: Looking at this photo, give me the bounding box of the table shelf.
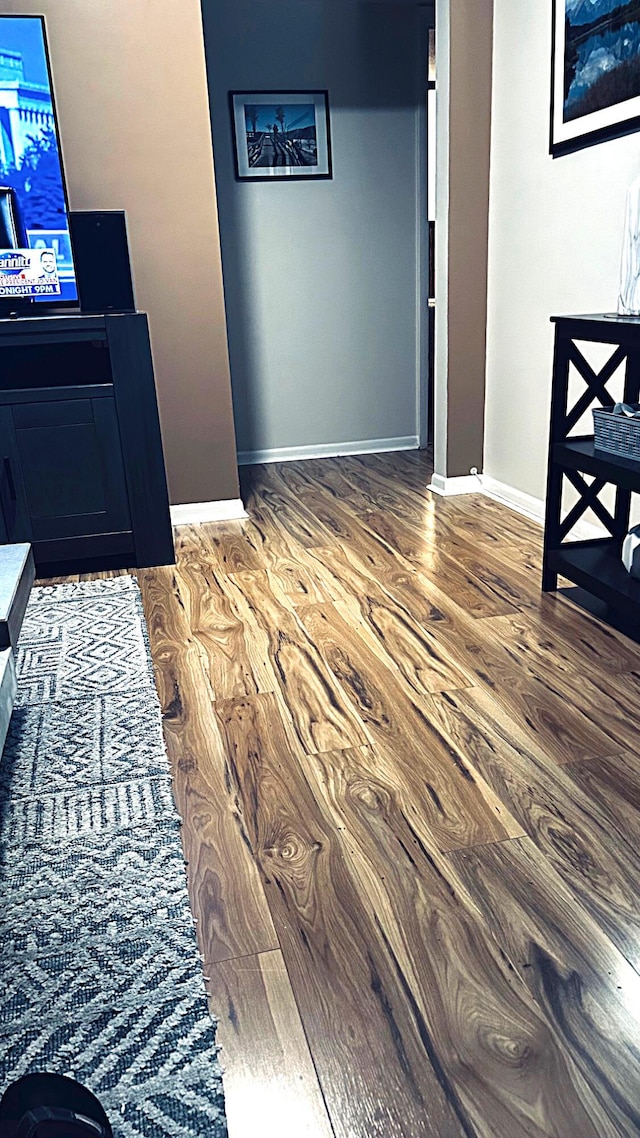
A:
[547,539,640,620]
[554,437,640,491]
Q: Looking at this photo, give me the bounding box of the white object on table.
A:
[619,174,640,316]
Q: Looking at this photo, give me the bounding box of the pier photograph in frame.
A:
[230,90,332,180]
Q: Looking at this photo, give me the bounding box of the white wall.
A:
[485,0,640,501]
[201,0,422,461]
[434,0,450,477]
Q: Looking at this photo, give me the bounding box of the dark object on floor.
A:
[0,1073,112,1137]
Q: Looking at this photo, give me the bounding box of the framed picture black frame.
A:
[229,90,333,181]
[551,1,640,157]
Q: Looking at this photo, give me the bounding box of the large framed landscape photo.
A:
[552,0,640,155]
[230,90,332,181]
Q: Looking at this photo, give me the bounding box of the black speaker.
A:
[69,210,136,315]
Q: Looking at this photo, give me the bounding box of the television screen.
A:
[0,16,76,305]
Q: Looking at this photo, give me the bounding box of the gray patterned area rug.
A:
[0,576,228,1137]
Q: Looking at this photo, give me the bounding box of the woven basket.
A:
[593,405,640,460]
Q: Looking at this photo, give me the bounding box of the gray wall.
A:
[201,0,422,460]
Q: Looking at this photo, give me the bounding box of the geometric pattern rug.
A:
[0,576,228,1137]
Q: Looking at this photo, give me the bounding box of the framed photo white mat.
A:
[230,90,332,181]
[551,1,640,156]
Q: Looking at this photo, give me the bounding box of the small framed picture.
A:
[230,90,332,181]
[551,1,640,156]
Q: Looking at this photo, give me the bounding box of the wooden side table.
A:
[543,313,640,631]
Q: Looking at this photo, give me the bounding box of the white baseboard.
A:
[480,475,545,524]
[170,498,248,526]
[237,436,419,466]
[429,471,603,541]
[429,473,483,496]
[480,475,603,540]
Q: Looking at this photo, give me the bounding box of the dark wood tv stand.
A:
[0,311,174,576]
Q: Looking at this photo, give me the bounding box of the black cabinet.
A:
[0,313,174,575]
[0,397,131,542]
[543,313,640,632]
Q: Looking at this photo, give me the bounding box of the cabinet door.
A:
[0,406,32,545]
[8,397,132,542]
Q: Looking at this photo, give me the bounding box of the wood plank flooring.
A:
[54,449,640,1137]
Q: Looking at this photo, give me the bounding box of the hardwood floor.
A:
[54,449,640,1136]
